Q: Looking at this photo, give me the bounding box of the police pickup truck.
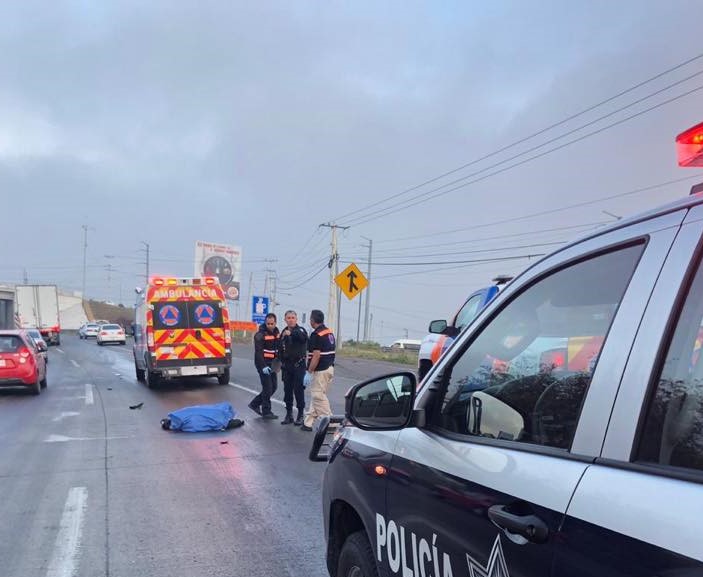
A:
[311,124,703,577]
[417,276,512,380]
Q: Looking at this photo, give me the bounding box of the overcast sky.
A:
[2,1,703,342]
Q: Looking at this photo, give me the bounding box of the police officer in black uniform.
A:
[250,313,280,420]
[278,310,308,425]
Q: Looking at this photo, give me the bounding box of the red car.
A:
[0,330,47,395]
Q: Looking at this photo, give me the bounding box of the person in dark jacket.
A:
[249,313,280,419]
[278,310,308,425]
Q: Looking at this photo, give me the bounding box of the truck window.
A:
[637,253,703,473]
[454,293,485,330]
[432,243,644,451]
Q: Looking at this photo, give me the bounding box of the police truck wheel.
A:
[217,368,230,385]
[135,362,146,383]
[337,531,379,577]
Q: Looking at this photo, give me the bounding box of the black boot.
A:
[281,410,294,425]
[293,410,304,426]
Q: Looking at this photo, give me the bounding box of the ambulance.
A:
[133,276,232,388]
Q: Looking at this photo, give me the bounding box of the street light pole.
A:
[81,225,89,299]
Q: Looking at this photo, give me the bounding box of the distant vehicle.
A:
[381,339,422,352]
[14,285,61,345]
[417,276,512,380]
[133,276,232,388]
[25,328,48,363]
[97,324,126,346]
[79,323,100,339]
[0,330,47,395]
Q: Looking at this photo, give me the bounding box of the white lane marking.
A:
[84,384,94,406]
[44,434,129,443]
[228,382,285,407]
[70,360,80,368]
[55,348,65,355]
[45,486,87,577]
[52,412,81,423]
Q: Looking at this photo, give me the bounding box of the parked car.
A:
[0,330,47,395]
[79,323,100,339]
[25,328,48,364]
[381,339,422,352]
[97,324,126,345]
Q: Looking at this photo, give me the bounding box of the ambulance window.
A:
[153,302,188,330]
[637,254,703,473]
[189,301,223,328]
[432,243,643,451]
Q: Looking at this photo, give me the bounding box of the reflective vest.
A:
[263,333,278,360]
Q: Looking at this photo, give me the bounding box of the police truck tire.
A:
[135,362,146,383]
[337,531,379,577]
[217,368,230,385]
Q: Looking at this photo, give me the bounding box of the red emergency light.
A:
[676,121,703,167]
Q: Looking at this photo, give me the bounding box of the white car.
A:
[97,324,126,346]
[25,328,49,364]
[79,323,100,339]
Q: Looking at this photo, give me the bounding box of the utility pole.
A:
[22,269,28,284]
[263,259,278,313]
[140,241,150,282]
[362,237,372,341]
[81,224,89,299]
[104,255,115,302]
[319,223,349,339]
[245,271,254,322]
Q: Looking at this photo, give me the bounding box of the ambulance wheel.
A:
[217,368,230,385]
[145,370,161,389]
[337,531,379,577]
[135,362,145,383]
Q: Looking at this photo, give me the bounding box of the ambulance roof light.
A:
[167,278,178,286]
[152,278,164,287]
[204,277,216,285]
[676,121,703,168]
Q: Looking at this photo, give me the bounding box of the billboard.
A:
[194,241,242,301]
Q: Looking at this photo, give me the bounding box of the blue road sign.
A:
[252,296,270,325]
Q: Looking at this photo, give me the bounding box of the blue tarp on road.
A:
[165,402,239,432]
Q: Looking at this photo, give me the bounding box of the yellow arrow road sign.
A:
[335,263,369,300]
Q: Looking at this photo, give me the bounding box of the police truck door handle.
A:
[487,504,549,544]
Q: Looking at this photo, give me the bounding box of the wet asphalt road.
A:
[0,337,411,577]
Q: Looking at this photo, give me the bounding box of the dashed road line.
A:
[70,360,80,368]
[228,382,285,407]
[55,348,65,354]
[45,486,87,577]
[84,384,94,406]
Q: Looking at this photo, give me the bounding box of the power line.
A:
[366,222,607,254]
[345,240,567,263]
[342,82,703,226]
[278,261,330,291]
[332,51,703,224]
[373,253,545,280]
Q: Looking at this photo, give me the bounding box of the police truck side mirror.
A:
[429,319,447,334]
[345,372,417,430]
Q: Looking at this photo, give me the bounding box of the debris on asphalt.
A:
[160,402,244,433]
[129,402,144,410]
[220,440,229,445]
